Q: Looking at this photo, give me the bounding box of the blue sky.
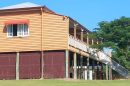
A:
[0,0,130,31]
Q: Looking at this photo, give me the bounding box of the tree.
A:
[89,16,130,70]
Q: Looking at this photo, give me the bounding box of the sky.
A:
[0,0,130,31]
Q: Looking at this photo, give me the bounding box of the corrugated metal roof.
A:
[0,2,42,10]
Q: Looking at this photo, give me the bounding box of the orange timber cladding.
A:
[0,7,69,79]
[0,9,68,52]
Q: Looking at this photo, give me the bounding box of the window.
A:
[7,24,29,37]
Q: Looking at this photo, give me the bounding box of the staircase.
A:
[88,47,129,78]
[109,60,129,78]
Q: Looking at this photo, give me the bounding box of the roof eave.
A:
[0,6,43,11]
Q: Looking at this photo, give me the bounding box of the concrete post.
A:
[65,50,69,78]
[16,52,19,80]
[74,52,77,79]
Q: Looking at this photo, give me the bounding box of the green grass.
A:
[0,79,129,86]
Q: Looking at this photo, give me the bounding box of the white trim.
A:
[7,25,13,37]
[7,24,29,38]
[69,35,89,52]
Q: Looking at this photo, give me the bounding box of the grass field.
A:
[0,79,129,86]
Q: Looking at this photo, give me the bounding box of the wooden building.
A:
[0,2,111,80]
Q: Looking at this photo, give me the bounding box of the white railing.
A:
[69,35,89,52]
[97,51,111,64]
[110,60,129,78]
[69,35,111,63]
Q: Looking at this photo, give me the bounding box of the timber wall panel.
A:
[43,50,65,78]
[19,51,41,79]
[0,11,42,52]
[0,53,16,80]
[42,13,69,50]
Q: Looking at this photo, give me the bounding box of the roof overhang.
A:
[0,6,55,14]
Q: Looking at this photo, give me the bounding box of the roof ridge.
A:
[0,2,42,10]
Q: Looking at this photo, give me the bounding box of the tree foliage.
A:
[90,16,130,70]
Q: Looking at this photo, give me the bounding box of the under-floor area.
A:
[68,51,109,80]
[0,50,111,80]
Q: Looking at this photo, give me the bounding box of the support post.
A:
[97,62,99,79]
[92,60,95,80]
[65,50,69,78]
[97,39,99,44]
[109,52,112,80]
[109,66,112,80]
[40,7,44,79]
[74,24,78,38]
[92,39,94,45]
[100,63,103,80]
[81,29,84,41]
[16,52,19,80]
[80,55,83,79]
[87,57,89,80]
[74,52,77,79]
[94,61,97,79]
[41,51,44,79]
[80,29,84,79]
[87,32,89,45]
[74,24,77,79]
[106,64,108,80]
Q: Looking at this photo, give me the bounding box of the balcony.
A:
[68,35,111,63]
[69,35,89,52]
